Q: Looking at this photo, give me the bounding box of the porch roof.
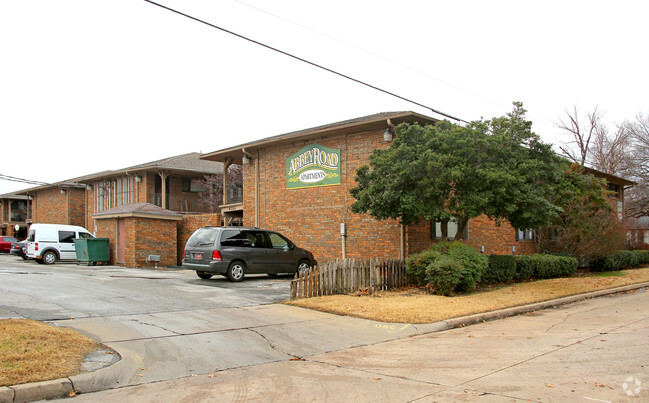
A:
[92,202,183,221]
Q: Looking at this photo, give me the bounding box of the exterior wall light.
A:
[60,188,66,194]
[242,154,251,165]
[383,128,393,142]
[135,175,142,183]
[86,184,92,190]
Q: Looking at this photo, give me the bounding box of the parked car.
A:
[182,226,316,281]
[0,236,18,253]
[25,223,94,265]
[10,241,27,259]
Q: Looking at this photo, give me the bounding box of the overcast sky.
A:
[1,0,647,194]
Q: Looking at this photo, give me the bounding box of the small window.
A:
[58,231,76,243]
[182,178,207,193]
[79,232,94,239]
[431,218,466,240]
[516,229,534,241]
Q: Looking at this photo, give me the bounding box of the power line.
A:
[0,173,48,186]
[144,0,469,124]
[230,0,509,112]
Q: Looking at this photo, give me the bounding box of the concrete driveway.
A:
[72,287,649,402]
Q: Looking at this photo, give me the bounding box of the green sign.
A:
[286,144,341,189]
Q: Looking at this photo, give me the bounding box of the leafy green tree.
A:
[350,103,563,238]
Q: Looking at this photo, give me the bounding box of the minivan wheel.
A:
[226,261,246,282]
[196,271,213,280]
[43,251,57,265]
[297,260,311,274]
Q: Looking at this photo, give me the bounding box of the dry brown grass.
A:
[0,319,103,387]
[287,268,649,324]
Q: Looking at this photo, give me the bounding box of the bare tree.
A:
[625,113,649,217]
[193,165,243,213]
[558,106,646,221]
[558,106,633,176]
[589,122,632,176]
[558,106,601,166]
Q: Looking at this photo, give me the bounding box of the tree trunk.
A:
[455,217,469,240]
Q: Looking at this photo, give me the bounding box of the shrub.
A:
[592,250,641,271]
[514,255,536,280]
[418,242,487,295]
[632,250,649,265]
[425,255,463,296]
[482,255,517,284]
[515,254,578,279]
[406,249,441,285]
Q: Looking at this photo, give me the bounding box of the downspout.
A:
[400,223,406,259]
[242,148,258,228]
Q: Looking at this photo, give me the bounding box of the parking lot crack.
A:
[248,328,300,359]
[128,317,182,336]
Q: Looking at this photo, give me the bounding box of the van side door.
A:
[58,230,77,260]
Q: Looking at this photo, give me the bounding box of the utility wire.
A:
[144,0,469,124]
[0,174,48,186]
[230,0,508,112]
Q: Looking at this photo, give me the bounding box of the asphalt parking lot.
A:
[0,253,293,321]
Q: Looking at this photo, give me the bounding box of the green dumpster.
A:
[74,238,110,265]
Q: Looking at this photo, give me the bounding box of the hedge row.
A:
[591,250,649,271]
[407,244,649,296]
[406,242,579,295]
[482,254,578,284]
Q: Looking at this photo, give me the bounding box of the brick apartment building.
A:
[16,153,224,266]
[201,112,633,264]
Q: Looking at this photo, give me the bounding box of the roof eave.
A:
[200,111,438,163]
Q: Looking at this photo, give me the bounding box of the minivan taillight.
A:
[212,251,222,261]
[35,243,38,251]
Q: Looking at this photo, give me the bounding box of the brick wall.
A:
[132,217,177,267]
[406,215,537,256]
[176,213,222,265]
[244,129,401,263]
[68,188,86,228]
[95,219,117,264]
[33,188,69,224]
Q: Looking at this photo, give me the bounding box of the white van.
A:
[25,223,94,264]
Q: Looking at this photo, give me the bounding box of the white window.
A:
[516,229,534,241]
[431,217,466,240]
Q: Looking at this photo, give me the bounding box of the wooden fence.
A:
[290,258,414,299]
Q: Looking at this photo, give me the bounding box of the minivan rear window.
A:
[186,228,219,247]
[27,230,35,242]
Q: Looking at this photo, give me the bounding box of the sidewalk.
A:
[1,283,648,403]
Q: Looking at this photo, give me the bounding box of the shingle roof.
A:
[15,153,222,195]
[201,111,438,164]
[92,202,183,220]
[0,192,31,200]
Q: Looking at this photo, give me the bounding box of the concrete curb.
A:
[3,281,648,403]
[419,281,649,335]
